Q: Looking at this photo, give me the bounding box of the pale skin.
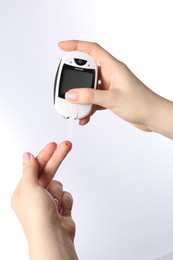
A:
[59,40,173,140]
[11,40,173,260]
[11,141,78,260]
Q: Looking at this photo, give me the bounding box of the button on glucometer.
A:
[74,58,87,66]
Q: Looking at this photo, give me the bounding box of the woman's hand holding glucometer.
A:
[59,40,173,139]
[11,40,173,260]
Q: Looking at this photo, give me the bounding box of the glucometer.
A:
[54,51,98,119]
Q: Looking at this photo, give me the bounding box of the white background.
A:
[0,1,173,259]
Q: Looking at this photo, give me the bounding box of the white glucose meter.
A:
[54,51,98,119]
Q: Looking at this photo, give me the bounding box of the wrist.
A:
[28,225,78,260]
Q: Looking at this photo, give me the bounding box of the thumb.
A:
[22,152,39,184]
[65,88,113,109]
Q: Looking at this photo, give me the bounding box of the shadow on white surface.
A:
[156,252,173,260]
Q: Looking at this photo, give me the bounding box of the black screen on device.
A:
[59,64,95,99]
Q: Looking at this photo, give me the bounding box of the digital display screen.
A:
[59,64,95,98]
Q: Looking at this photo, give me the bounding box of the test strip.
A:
[66,118,75,142]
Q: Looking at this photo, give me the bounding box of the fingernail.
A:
[58,41,65,45]
[65,91,78,101]
[23,152,30,163]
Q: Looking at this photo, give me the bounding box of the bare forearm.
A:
[148,94,173,139]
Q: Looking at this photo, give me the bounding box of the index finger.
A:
[58,40,118,66]
[36,142,57,172]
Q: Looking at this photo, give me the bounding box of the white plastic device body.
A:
[54,51,98,119]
